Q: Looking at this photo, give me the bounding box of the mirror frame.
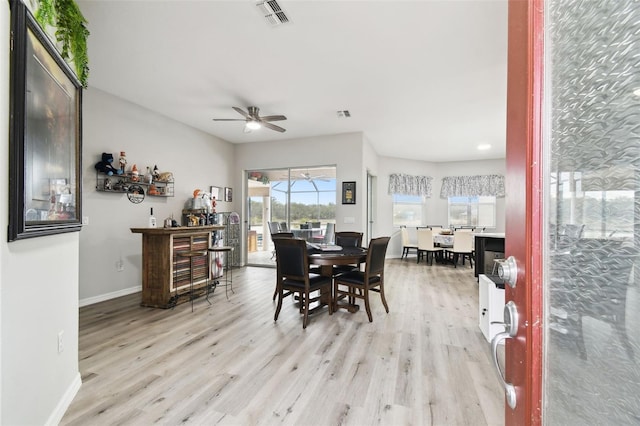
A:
[8,0,83,241]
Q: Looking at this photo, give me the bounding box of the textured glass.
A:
[545,1,640,424]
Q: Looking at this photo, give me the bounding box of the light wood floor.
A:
[61,258,504,426]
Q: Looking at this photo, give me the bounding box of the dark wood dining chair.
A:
[270,232,294,300]
[333,236,390,322]
[273,237,333,329]
[333,231,364,275]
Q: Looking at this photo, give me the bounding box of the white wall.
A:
[80,88,235,304]
[1,2,81,424]
[376,156,506,257]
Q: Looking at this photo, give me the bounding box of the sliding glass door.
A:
[246,166,336,267]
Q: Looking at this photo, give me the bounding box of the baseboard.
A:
[79,285,141,307]
[45,372,81,426]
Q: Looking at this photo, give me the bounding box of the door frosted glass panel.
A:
[545,1,640,424]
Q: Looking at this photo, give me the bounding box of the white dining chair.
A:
[400,226,418,260]
[446,231,474,268]
[417,229,443,265]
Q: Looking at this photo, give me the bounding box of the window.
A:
[392,194,424,227]
[448,196,496,228]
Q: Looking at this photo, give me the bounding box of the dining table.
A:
[307,245,367,313]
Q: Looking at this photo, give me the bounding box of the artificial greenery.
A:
[35,0,90,87]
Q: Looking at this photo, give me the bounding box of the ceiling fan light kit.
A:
[246,120,261,130]
[213,106,287,133]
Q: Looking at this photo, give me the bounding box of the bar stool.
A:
[208,246,234,299]
[174,250,209,312]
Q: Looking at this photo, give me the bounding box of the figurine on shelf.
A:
[119,151,127,173]
[211,196,217,213]
[113,179,125,191]
[157,172,173,182]
[104,178,112,190]
[153,165,160,180]
[130,164,139,182]
[94,152,123,176]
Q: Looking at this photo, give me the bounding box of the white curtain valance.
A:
[440,174,505,198]
[388,173,433,197]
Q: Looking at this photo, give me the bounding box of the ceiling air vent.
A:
[256,0,291,27]
[337,110,351,118]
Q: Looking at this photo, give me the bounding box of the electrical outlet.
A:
[58,330,64,353]
[116,260,124,272]
[82,216,89,225]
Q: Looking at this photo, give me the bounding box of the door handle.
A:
[491,301,518,409]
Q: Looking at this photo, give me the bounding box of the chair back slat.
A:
[335,232,363,248]
[272,232,294,239]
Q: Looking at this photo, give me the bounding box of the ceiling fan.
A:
[300,172,330,182]
[212,106,287,133]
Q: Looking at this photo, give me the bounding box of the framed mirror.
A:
[8,0,83,241]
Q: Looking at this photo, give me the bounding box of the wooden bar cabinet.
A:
[131,225,224,308]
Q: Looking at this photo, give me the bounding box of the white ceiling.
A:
[76,0,508,163]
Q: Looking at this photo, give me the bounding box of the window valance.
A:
[440,174,505,198]
[388,173,433,197]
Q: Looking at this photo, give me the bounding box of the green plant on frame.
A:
[35,0,89,87]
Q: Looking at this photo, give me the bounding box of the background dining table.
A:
[292,228,323,241]
[433,234,454,247]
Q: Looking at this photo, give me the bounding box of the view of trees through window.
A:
[249,198,335,227]
[392,194,424,227]
[247,166,337,233]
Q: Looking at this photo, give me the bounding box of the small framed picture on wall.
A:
[342,181,356,204]
[224,187,233,202]
[210,186,220,201]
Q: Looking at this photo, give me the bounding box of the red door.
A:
[502,1,544,424]
[503,1,640,424]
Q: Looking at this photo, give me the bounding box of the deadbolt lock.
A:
[497,256,518,288]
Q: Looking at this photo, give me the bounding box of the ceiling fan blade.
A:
[233,107,250,119]
[212,118,246,121]
[261,121,286,133]
[260,115,287,122]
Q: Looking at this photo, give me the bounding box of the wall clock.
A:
[127,185,145,203]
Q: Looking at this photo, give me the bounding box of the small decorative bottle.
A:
[144,167,153,184]
[148,207,157,228]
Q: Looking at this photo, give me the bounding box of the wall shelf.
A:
[96,172,174,197]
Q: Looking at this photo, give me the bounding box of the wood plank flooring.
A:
[61,258,504,426]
